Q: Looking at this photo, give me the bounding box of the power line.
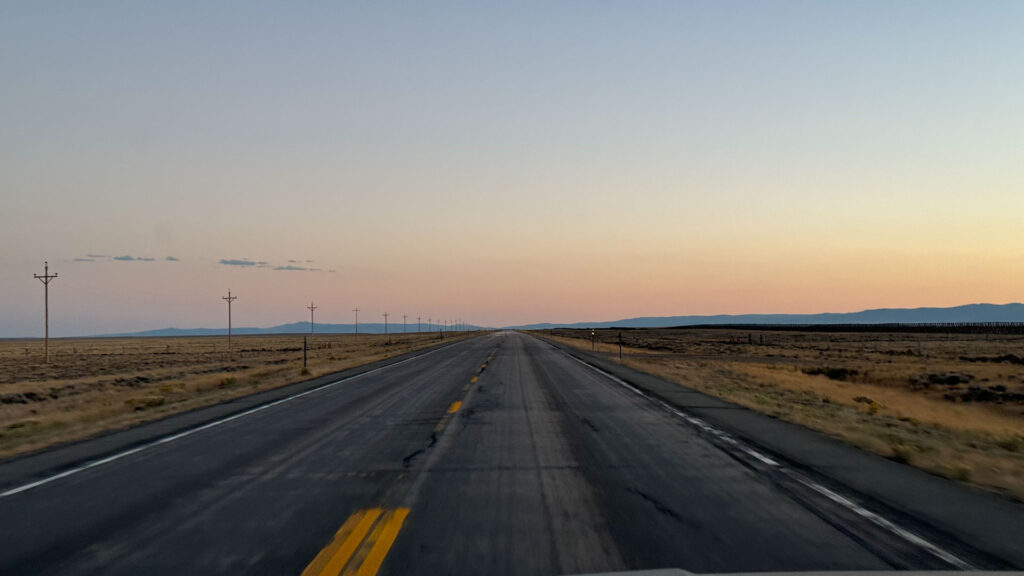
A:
[33,261,58,364]
[222,290,237,350]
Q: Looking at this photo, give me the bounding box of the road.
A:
[0,331,1002,575]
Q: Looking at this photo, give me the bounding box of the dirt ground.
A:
[0,331,477,460]
[538,328,1024,501]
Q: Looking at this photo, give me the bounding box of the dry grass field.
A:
[0,332,477,460]
[538,328,1024,501]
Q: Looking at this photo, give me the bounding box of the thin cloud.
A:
[219,258,267,267]
[86,254,108,258]
[219,258,330,271]
[165,256,180,262]
[73,258,96,262]
[113,255,155,262]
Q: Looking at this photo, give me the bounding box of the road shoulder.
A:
[536,334,1024,568]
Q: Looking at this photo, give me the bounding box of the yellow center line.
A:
[470,376,479,383]
[301,508,411,576]
[301,508,382,576]
[447,401,462,414]
[352,509,410,576]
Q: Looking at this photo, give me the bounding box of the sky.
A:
[2,1,1023,337]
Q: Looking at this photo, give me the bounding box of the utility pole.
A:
[353,307,360,336]
[33,261,57,364]
[428,317,431,333]
[222,290,237,350]
[383,312,389,343]
[417,316,421,333]
[307,301,318,336]
[403,314,407,333]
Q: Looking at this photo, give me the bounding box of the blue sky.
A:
[2,2,1023,336]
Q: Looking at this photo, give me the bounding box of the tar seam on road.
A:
[0,342,462,499]
[557,345,975,571]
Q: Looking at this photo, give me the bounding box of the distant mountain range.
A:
[97,303,1024,337]
[505,303,1024,330]
[102,322,481,338]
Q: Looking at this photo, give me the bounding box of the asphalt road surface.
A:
[0,332,1005,575]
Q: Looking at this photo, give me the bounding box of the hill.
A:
[507,303,1024,330]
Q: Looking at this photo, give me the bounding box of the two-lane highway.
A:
[0,332,991,574]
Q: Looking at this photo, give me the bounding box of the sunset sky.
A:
[2,2,1023,337]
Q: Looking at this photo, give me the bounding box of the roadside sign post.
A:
[591,329,596,351]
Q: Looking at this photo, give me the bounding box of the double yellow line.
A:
[301,508,410,576]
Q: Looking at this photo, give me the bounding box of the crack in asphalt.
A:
[627,487,685,524]
[402,431,439,468]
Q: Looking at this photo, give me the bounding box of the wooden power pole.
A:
[222,290,237,350]
[33,261,57,363]
[307,301,318,336]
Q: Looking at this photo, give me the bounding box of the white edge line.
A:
[557,347,975,570]
[801,479,974,570]
[0,342,457,499]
